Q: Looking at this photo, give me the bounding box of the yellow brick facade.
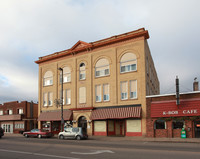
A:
[36,28,159,136]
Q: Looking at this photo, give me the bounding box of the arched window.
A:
[154,120,166,129]
[95,58,109,77]
[79,63,86,80]
[61,67,71,83]
[120,53,137,73]
[43,71,53,86]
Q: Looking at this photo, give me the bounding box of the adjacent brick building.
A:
[0,101,38,134]
[35,28,159,136]
[146,90,200,138]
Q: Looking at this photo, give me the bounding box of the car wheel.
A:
[76,135,81,140]
[59,135,64,140]
[25,134,29,138]
[38,134,42,139]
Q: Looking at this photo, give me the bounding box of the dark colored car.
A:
[58,127,88,140]
[0,127,4,138]
[23,129,53,138]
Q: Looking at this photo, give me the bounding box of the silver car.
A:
[58,127,88,140]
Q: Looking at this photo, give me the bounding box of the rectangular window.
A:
[79,72,85,80]
[63,73,71,83]
[66,89,71,105]
[103,84,109,101]
[173,121,184,129]
[18,109,23,114]
[95,85,101,102]
[43,93,48,107]
[0,110,3,115]
[79,87,86,104]
[8,109,13,115]
[121,81,128,100]
[155,120,166,129]
[130,80,137,99]
[48,92,53,106]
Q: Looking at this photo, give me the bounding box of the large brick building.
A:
[35,28,159,136]
[0,101,38,134]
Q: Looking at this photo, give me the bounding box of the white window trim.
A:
[95,65,110,78]
[120,59,137,73]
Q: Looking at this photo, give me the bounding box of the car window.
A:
[72,128,79,132]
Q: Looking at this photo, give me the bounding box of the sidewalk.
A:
[4,133,200,143]
[88,136,200,143]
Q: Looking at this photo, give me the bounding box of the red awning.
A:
[91,106,141,120]
[38,110,72,121]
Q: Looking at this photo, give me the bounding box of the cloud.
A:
[0,0,200,103]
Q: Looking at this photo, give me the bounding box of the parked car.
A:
[23,129,53,138]
[58,127,88,140]
[0,127,4,138]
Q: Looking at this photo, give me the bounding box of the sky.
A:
[0,0,200,104]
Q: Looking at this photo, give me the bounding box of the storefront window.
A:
[154,120,166,129]
[172,120,184,129]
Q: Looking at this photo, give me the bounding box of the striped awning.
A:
[91,106,141,120]
[38,110,72,121]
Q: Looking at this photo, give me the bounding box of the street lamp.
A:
[58,67,64,132]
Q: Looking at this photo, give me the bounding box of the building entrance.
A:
[1,124,13,133]
[78,116,87,132]
[107,120,125,136]
[194,120,200,138]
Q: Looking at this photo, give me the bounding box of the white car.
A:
[58,127,88,140]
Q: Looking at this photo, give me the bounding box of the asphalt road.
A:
[0,135,200,159]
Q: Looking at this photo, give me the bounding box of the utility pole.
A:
[58,67,64,132]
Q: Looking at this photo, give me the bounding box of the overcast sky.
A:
[0,0,200,104]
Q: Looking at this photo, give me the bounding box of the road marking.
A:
[71,150,114,155]
[0,149,80,159]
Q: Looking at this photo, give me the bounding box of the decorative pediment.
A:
[70,40,92,51]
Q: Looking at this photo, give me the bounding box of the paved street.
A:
[0,134,200,159]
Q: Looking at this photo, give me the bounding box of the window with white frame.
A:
[103,84,110,101]
[43,93,48,107]
[15,123,24,129]
[121,81,128,100]
[79,87,86,104]
[43,71,53,86]
[120,53,137,73]
[79,63,86,80]
[95,85,101,102]
[130,80,137,99]
[0,110,3,115]
[95,58,109,77]
[18,108,23,114]
[48,92,53,106]
[61,66,71,83]
[66,89,71,105]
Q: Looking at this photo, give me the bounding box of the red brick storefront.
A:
[146,91,200,138]
[0,101,38,134]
